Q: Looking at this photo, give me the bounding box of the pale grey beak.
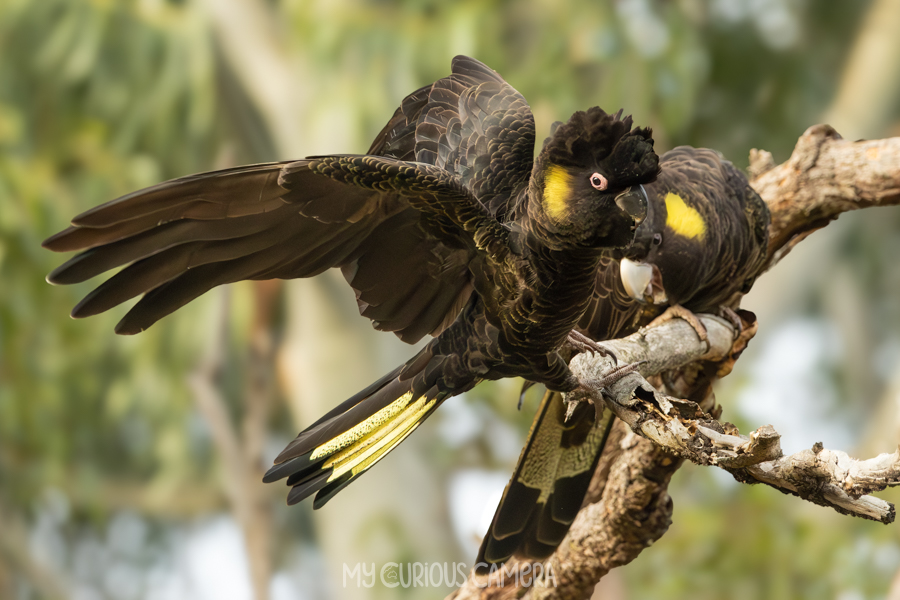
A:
[614,185,648,226]
[620,258,653,302]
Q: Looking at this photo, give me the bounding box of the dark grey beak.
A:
[615,185,648,225]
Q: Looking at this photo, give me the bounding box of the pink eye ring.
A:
[589,172,608,190]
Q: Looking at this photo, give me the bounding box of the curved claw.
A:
[718,305,744,340]
[517,380,536,410]
[566,329,619,364]
[563,360,647,423]
[583,360,647,391]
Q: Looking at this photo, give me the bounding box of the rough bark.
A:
[452,432,677,600]
[750,125,900,270]
[451,129,900,599]
[571,319,900,525]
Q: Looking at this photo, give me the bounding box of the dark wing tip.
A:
[45,267,66,286]
[46,256,86,286]
[450,54,478,67]
[69,289,106,320]
[450,55,501,81]
[113,316,143,336]
[42,226,78,252]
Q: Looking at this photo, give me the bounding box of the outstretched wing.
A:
[368,55,536,220]
[44,56,533,342]
[44,159,480,342]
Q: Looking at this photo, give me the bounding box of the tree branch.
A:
[189,282,277,600]
[570,318,900,524]
[454,315,900,600]
[749,125,900,270]
[452,129,900,599]
[0,497,69,600]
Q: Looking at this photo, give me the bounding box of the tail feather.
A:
[272,365,417,464]
[286,471,331,505]
[476,390,614,570]
[303,364,407,431]
[266,348,461,508]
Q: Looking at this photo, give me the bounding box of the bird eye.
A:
[589,172,608,191]
[652,233,663,246]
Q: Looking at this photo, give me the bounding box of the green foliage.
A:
[2,0,898,598]
[0,0,224,514]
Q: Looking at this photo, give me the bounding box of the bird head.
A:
[535,108,660,249]
[618,189,710,307]
[617,148,771,311]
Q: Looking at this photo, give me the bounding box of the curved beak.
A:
[620,258,653,302]
[615,185,648,226]
[620,258,668,304]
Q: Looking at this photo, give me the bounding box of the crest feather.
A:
[543,108,660,187]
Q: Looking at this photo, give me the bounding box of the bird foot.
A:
[566,329,618,364]
[517,380,536,410]
[643,304,708,342]
[718,305,744,340]
[564,361,646,422]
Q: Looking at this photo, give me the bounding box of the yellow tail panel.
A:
[309,390,437,483]
[310,391,415,460]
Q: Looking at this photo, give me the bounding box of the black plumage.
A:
[477,146,771,569]
[44,57,660,510]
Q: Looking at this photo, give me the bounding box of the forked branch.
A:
[451,128,900,600]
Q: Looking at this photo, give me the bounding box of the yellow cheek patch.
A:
[664,192,706,240]
[543,164,572,222]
